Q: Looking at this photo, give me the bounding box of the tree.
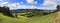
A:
[56,5,60,11]
[0,6,14,17]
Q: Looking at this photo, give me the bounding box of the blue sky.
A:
[0,0,60,10]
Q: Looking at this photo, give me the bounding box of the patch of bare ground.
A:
[52,11,60,23]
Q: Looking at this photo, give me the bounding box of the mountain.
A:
[10,9,43,13]
[10,9,56,13]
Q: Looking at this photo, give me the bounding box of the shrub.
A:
[0,6,14,17]
[24,11,43,18]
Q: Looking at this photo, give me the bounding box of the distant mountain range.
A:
[10,9,56,13]
[10,9,42,13]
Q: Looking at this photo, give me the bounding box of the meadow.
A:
[0,12,57,23]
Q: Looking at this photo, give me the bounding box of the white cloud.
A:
[18,5,36,9]
[43,0,57,6]
[20,2,24,4]
[0,0,3,1]
[43,0,60,6]
[7,3,19,8]
[42,0,59,10]
[6,3,36,10]
[57,0,60,5]
[0,0,59,10]
[34,1,37,4]
[8,3,56,10]
[26,0,37,4]
[0,2,8,7]
[26,0,34,4]
[0,2,8,4]
[36,6,57,10]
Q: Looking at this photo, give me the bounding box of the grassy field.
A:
[0,12,57,23]
[28,13,57,23]
[0,13,28,23]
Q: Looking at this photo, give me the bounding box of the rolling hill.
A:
[0,12,58,23]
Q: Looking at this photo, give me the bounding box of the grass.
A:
[0,12,57,23]
[0,13,28,23]
[28,13,57,23]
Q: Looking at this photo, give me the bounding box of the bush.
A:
[24,11,43,18]
[0,6,14,17]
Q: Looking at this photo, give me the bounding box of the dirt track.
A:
[53,11,60,23]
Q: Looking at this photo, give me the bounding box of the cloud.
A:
[43,0,60,6]
[34,1,37,4]
[57,0,60,5]
[0,0,60,10]
[18,5,36,9]
[7,3,19,8]
[43,0,57,6]
[26,0,37,4]
[26,0,34,4]
[0,2,8,7]
[0,0,4,1]
[6,3,36,10]
[0,2,8,4]
[20,2,24,4]
[42,0,59,10]
[8,2,56,10]
[0,2,36,10]
[0,0,3,1]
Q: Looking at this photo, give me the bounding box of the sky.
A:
[0,0,60,10]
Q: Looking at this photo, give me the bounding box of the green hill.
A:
[0,13,28,23]
[0,12,57,23]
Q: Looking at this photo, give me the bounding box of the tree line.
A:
[0,6,14,17]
